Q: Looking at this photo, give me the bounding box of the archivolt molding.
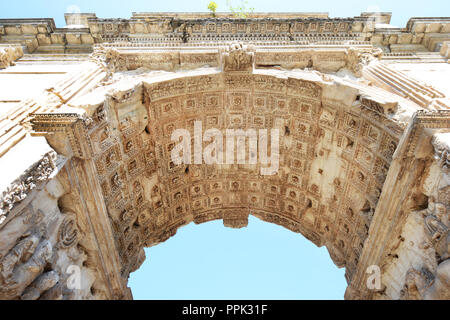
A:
[29,64,416,283]
[346,110,450,300]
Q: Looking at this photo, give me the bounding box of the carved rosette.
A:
[58,214,79,249]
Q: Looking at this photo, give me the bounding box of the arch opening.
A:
[128,215,347,299]
[55,67,405,285]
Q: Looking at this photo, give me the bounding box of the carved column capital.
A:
[31,113,94,160]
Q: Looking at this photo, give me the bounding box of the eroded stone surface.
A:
[0,45,23,69]
[0,12,449,300]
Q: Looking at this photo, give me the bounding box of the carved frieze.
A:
[0,151,56,220]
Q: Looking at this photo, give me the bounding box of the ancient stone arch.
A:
[0,12,449,300]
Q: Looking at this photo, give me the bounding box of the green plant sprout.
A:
[227,0,255,18]
[207,2,218,17]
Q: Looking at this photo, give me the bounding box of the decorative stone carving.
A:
[423,259,450,299]
[345,47,382,77]
[401,267,434,300]
[0,45,23,69]
[425,214,449,260]
[220,42,255,72]
[20,271,60,300]
[0,151,57,219]
[223,211,249,229]
[31,113,93,160]
[105,47,126,72]
[401,260,450,300]
[58,213,79,249]
[432,134,450,169]
[0,234,53,300]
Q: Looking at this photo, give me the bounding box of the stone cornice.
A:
[1,13,450,55]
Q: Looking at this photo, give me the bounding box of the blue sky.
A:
[129,216,347,300]
[1,0,446,300]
